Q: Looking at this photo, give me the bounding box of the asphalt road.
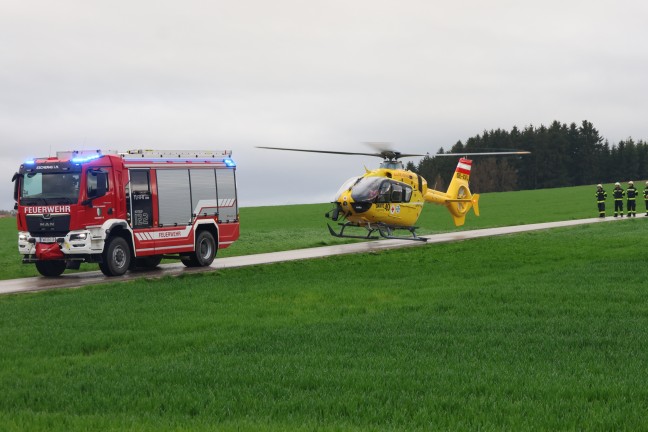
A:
[0,216,638,296]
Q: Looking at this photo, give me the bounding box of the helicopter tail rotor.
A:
[423,158,480,227]
[471,194,480,217]
[445,194,480,226]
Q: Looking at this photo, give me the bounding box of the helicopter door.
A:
[377,181,391,203]
[391,184,403,203]
[371,181,392,220]
[385,183,403,220]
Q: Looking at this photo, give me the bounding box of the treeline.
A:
[407,120,648,193]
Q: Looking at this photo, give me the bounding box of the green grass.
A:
[0,217,39,279]
[3,183,640,279]
[2,219,648,430]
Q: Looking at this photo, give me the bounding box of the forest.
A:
[407,120,648,193]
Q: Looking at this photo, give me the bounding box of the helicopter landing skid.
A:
[327,222,428,242]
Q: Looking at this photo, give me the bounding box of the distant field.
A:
[1,219,648,430]
[1,183,623,280]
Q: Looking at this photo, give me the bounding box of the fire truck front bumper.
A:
[18,229,106,260]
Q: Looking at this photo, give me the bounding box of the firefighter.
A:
[644,181,648,216]
[595,184,607,218]
[613,182,625,217]
[627,181,638,217]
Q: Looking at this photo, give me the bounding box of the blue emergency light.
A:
[71,154,102,163]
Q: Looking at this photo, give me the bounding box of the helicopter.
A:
[258,144,530,241]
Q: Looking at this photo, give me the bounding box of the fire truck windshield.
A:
[20,172,81,205]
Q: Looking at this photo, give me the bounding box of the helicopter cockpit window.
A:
[334,176,361,200]
[350,177,384,202]
[350,177,414,204]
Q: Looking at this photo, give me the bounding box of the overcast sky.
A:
[2,0,648,210]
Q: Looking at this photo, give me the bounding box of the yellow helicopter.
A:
[258,144,529,241]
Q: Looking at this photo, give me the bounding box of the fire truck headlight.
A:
[18,233,28,242]
[70,233,88,241]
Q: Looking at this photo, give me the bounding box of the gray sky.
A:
[2,0,648,210]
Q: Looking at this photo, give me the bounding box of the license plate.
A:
[40,237,56,243]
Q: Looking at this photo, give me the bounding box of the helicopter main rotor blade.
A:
[434,151,531,157]
[257,146,530,159]
[256,146,427,160]
[256,146,383,158]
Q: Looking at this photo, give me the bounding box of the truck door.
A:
[127,169,153,229]
[126,169,156,255]
[79,167,115,226]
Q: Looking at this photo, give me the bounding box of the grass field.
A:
[1,219,648,430]
[0,183,623,280]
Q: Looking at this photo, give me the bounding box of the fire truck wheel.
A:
[100,236,132,276]
[180,256,197,267]
[35,260,67,277]
[182,231,216,267]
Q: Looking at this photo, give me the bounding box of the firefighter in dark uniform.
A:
[627,181,638,217]
[644,181,648,216]
[613,182,625,217]
[595,184,607,218]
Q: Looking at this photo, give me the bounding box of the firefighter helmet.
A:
[629,181,634,185]
[615,182,620,186]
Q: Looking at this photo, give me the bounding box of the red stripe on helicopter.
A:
[455,158,472,175]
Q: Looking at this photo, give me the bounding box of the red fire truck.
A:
[12,149,240,277]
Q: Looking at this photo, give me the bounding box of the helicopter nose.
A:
[325,205,341,221]
[326,202,347,221]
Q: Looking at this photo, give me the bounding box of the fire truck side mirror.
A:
[12,172,20,202]
[83,170,108,206]
[95,172,107,197]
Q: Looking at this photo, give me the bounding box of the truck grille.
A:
[26,214,71,237]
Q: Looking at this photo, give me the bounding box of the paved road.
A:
[0,216,640,295]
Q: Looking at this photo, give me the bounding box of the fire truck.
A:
[12,149,240,277]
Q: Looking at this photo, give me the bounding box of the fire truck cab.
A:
[12,149,240,277]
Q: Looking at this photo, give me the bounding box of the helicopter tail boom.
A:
[424,158,479,226]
